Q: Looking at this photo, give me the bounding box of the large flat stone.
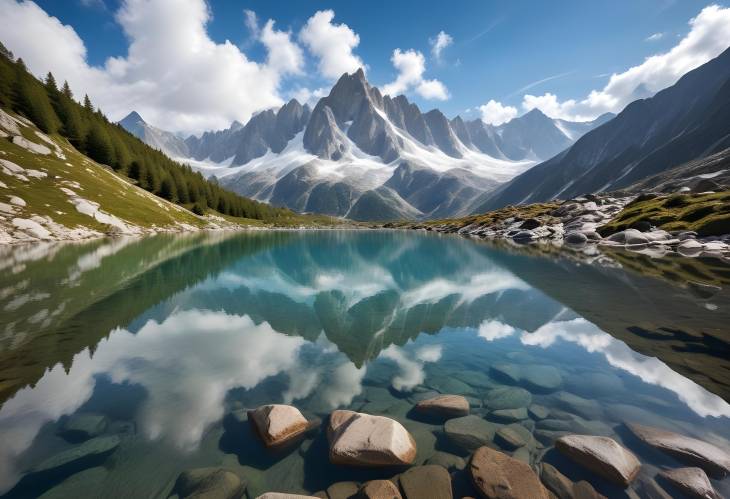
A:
[626,423,730,478]
[659,467,720,499]
[555,435,641,487]
[415,394,469,419]
[358,480,402,499]
[327,410,416,466]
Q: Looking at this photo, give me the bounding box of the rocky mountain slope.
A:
[478,46,730,212]
[121,70,609,221]
[119,111,190,158]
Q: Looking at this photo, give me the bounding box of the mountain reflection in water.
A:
[0,231,728,497]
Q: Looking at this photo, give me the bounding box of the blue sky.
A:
[4,0,728,133]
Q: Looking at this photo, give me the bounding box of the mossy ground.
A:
[599,191,730,236]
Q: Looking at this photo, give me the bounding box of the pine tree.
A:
[14,63,59,134]
[159,176,178,202]
[83,94,93,112]
[85,121,115,165]
[0,41,13,61]
[61,81,73,99]
[57,96,84,145]
[45,72,58,95]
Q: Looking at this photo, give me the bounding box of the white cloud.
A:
[479,99,518,125]
[299,9,364,80]
[646,32,664,42]
[520,318,730,418]
[381,343,442,392]
[521,4,730,120]
[244,9,259,37]
[0,0,305,134]
[477,320,516,341]
[430,30,453,61]
[260,19,304,75]
[291,86,328,106]
[382,48,449,101]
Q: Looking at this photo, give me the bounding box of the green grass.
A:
[599,191,730,236]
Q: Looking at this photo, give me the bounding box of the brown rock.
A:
[248,405,314,448]
[540,463,574,499]
[540,463,606,499]
[470,446,549,499]
[626,423,730,478]
[327,481,360,499]
[659,467,721,499]
[555,435,641,487]
[327,410,417,466]
[358,480,402,499]
[415,395,470,418]
[399,465,452,499]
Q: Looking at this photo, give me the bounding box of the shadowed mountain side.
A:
[0,232,292,405]
[481,240,730,400]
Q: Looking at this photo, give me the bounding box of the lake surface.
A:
[0,230,729,498]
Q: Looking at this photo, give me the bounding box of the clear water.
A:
[0,231,728,498]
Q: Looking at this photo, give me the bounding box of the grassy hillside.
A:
[0,46,306,225]
[599,191,730,236]
[0,108,265,241]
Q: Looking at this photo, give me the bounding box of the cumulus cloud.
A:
[479,99,518,125]
[521,4,730,120]
[477,320,516,341]
[430,30,453,61]
[260,19,304,75]
[382,48,449,100]
[0,0,305,134]
[299,9,364,79]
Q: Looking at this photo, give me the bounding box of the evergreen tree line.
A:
[0,44,289,221]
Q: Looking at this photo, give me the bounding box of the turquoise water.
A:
[0,231,728,498]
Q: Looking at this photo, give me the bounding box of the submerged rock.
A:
[659,467,720,499]
[444,415,497,452]
[528,405,551,420]
[555,435,641,487]
[32,435,120,473]
[327,410,416,466]
[399,465,452,499]
[494,424,533,451]
[425,451,466,472]
[490,407,528,423]
[326,481,360,499]
[248,404,315,448]
[484,387,532,410]
[175,467,246,499]
[540,463,606,499]
[415,394,470,418]
[626,422,730,478]
[470,446,549,499]
[59,413,108,441]
[520,365,563,393]
[358,479,402,498]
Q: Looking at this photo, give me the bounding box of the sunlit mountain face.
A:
[0,231,728,497]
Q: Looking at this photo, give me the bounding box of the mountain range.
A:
[478,46,730,211]
[121,70,611,220]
